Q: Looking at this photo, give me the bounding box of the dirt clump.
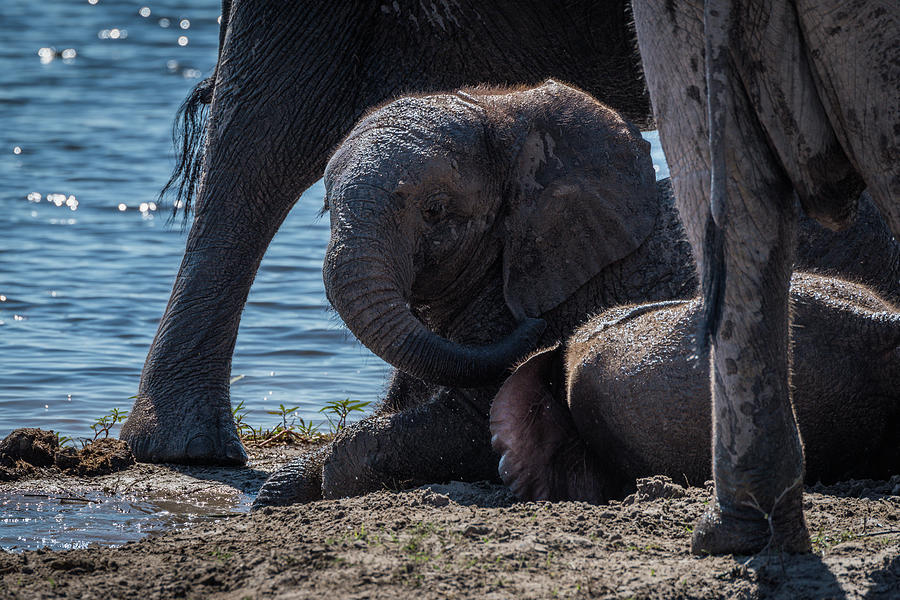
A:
[0,428,134,481]
[53,438,134,476]
[0,428,58,481]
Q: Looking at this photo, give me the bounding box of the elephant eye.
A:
[422,193,448,223]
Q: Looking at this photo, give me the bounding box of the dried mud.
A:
[1,443,898,599]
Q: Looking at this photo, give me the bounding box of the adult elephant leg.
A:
[121,3,397,464]
[634,0,809,555]
[798,0,900,232]
[321,387,499,499]
[121,172,296,464]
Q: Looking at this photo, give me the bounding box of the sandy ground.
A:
[1,445,898,599]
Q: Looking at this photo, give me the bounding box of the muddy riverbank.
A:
[1,442,898,599]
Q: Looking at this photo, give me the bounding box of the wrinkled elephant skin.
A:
[492,274,900,512]
[633,0,898,553]
[121,0,653,466]
[256,83,899,510]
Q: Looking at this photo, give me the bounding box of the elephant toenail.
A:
[185,435,214,461]
[224,439,248,465]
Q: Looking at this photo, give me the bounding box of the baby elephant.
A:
[491,273,900,503]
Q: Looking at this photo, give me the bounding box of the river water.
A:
[0,0,668,442]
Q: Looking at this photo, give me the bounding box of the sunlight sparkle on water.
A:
[177,36,189,47]
[38,48,77,64]
[139,7,151,18]
[99,28,127,40]
[179,19,190,30]
[13,146,22,154]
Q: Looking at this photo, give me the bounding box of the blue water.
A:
[0,0,669,442]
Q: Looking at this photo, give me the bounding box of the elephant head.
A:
[321,81,658,387]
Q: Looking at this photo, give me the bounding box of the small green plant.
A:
[267,403,300,432]
[232,400,252,436]
[227,396,371,447]
[90,408,129,440]
[294,417,321,438]
[319,398,371,433]
[232,400,328,446]
[54,432,73,447]
[353,524,369,541]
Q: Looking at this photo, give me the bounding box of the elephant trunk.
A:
[323,194,544,387]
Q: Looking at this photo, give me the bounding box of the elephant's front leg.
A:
[253,373,497,507]
[634,0,809,554]
[321,386,499,499]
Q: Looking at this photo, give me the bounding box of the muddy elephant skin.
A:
[492,273,900,506]
[255,82,899,508]
[632,0,899,553]
[120,0,653,466]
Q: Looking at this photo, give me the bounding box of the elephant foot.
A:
[120,395,247,466]
[321,390,497,499]
[253,446,330,508]
[322,416,401,499]
[690,490,811,556]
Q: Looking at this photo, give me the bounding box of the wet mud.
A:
[0,436,897,599]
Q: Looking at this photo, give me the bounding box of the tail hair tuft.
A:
[160,76,214,224]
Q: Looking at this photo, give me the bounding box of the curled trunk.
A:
[323,196,544,387]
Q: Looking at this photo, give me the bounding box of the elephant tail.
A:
[697,0,733,356]
[159,79,212,223]
[699,212,726,357]
[160,0,232,222]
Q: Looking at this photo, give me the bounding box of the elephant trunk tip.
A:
[407,317,547,388]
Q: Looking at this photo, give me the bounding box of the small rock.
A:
[634,475,687,501]
[461,523,491,538]
[420,489,450,507]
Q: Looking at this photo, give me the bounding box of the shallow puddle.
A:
[0,491,252,552]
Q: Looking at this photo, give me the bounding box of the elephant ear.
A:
[490,348,608,504]
[497,81,658,319]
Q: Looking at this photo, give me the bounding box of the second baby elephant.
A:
[491,273,900,504]
[256,81,898,506]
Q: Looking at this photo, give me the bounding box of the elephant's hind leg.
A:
[634,0,810,555]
